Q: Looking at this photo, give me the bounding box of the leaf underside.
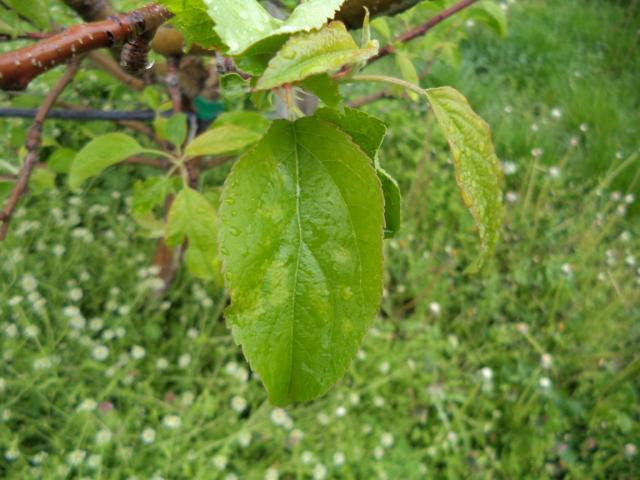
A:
[425,86,504,272]
[219,117,385,405]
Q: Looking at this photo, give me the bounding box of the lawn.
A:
[0,0,638,478]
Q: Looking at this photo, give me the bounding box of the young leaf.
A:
[425,87,504,272]
[158,0,223,49]
[299,74,343,110]
[315,107,387,159]
[377,167,402,238]
[255,22,378,91]
[166,187,222,282]
[395,51,420,102]
[47,147,76,174]
[219,117,385,405]
[69,133,144,190]
[154,113,188,150]
[132,176,177,235]
[185,125,265,158]
[472,1,508,38]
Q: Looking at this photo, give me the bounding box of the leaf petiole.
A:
[350,74,426,99]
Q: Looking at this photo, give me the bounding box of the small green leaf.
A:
[256,22,377,91]
[155,113,188,150]
[166,187,222,282]
[299,74,343,109]
[315,107,387,159]
[185,125,265,158]
[219,117,385,405]
[377,167,401,238]
[425,86,504,272]
[69,133,144,190]
[29,167,55,194]
[132,176,177,235]
[47,148,76,174]
[219,73,250,111]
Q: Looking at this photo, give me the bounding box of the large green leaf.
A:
[425,87,504,272]
[204,0,346,54]
[212,111,271,135]
[299,74,343,110]
[166,187,222,282]
[4,0,49,30]
[256,22,378,91]
[219,117,385,405]
[315,107,387,160]
[185,125,265,158]
[69,133,144,190]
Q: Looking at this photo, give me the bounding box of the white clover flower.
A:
[76,399,97,412]
[531,148,543,158]
[69,315,86,330]
[21,274,38,292]
[213,454,228,470]
[429,302,441,316]
[480,367,494,381]
[531,123,540,132]
[316,412,330,426]
[333,451,346,467]
[373,396,385,408]
[270,408,289,427]
[561,263,573,276]
[625,193,635,204]
[516,323,529,334]
[541,353,553,369]
[380,432,394,448]
[335,406,347,418]
[373,447,384,460]
[174,352,191,369]
[550,108,562,119]
[625,443,637,458]
[284,428,303,448]
[447,431,458,444]
[87,454,102,469]
[237,431,252,448]
[118,305,131,316]
[505,191,519,204]
[225,474,238,480]
[548,166,561,179]
[181,391,195,407]
[313,463,327,480]
[162,415,182,429]
[5,447,20,461]
[67,449,86,466]
[187,328,199,339]
[4,323,18,338]
[611,191,622,202]
[0,378,5,392]
[141,427,156,444]
[356,349,367,360]
[234,367,249,383]
[131,345,146,360]
[504,105,513,114]
[8,296,23,307]
[231,395,247,413]
[264,467,279,480]
[95,429,112,445]
[92,345,109,361]
[349,392,360,405]
[579,123,588,132]
[24,324,39,338]
[539,377,552,389]
[33,356,54,370]
[378,361,391,375]
[156,357,169,370]
[501,161,518,175]
[89,318,104,331]
[301,451,314,464]
[69,288,83,302]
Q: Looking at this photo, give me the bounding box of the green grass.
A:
[1,0,639,478]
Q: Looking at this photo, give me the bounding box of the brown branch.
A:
[0,57,83,240]
[0,3,172,90]
[367,0,479,64]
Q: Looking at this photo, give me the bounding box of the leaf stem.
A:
[350,74,425,99]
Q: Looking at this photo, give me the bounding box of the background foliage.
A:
[1,0,639,478]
